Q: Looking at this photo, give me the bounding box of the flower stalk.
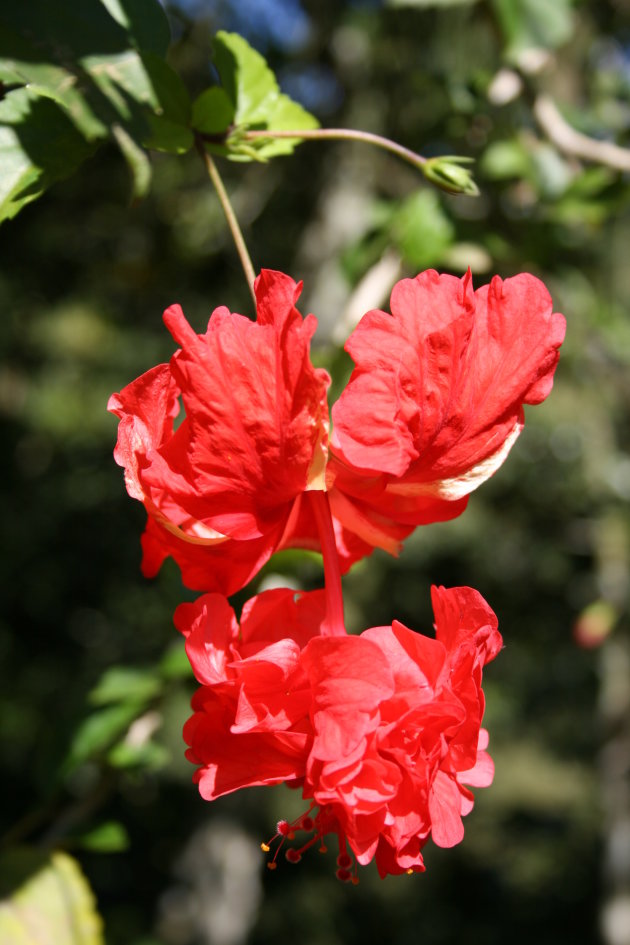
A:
[242,126,427,170]
[195,136,257,304]
[239,128,479,195]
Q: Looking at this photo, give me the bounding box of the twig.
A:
[534,94,630,173]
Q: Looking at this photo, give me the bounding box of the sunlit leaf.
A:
[112,122,152,199]
[0,88,96,223]
[203,31,319,162]
[0,848,104,944]
[0,0,186,216]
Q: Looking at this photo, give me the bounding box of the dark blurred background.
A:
[1,1,630,943]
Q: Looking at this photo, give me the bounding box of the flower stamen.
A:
[262,805,357,881]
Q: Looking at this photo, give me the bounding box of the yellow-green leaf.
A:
[0,849,104,945]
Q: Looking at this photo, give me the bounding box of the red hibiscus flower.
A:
[110,268,565,592]
[326,269,566,554]
[181,584,501,879]
[108,270,331,594]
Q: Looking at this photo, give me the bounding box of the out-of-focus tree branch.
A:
[534,94,630,172]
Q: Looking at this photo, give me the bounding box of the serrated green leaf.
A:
[78,821,130,854]
[213,32,277,125]
[206,31,318,163]
[89,666,162,706]
[0,848,104,945]
[0,88,96,223]
[191,86,235,135]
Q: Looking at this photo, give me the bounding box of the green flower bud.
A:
[423,156,479,196]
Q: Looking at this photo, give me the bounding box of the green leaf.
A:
[83,51,190,126]
[0,848,104,944]
[112,122,152,199]
[390,190,455,268]
[0,0,169,61]
[191,86,235,135]
[0,88,96,223]
[481,139,532,180]
[0,26,109,141]
[107,738,169,770]
[89,666,162,707]
[77,821,130,854]
[159,641,194,680]
[491,0,574,57]
[0,0,187,216]
[144,114,194,153]
[203,31,319,162]
[65,702,142,772]
[99,0,171,57]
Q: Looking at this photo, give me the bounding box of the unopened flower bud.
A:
[423,155,479,196]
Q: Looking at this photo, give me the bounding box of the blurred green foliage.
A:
[1,0,630,943]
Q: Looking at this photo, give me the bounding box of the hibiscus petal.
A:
[331,268,565,514]
[429,770,465,848]
[184,698,308,800]
[302,636,395,760]
[174,594,238,686]
[459,749,495,788]
[146,271,330,541]
[431,585,502,665]
[239,586,327,649]
[108,363,181,502]
[140,514,282,595]
[109,270,331,593]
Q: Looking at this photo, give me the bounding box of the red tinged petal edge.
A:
[108,270,331,594]
[328,269,566,550]
[180,585,501,879]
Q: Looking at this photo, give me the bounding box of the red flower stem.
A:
[308,490,345,637]
[195,137,257,306]
[242,127,427,171]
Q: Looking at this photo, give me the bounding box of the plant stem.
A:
[242,127,427,171]
[308,490,346,637]
[195,137,257,306]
